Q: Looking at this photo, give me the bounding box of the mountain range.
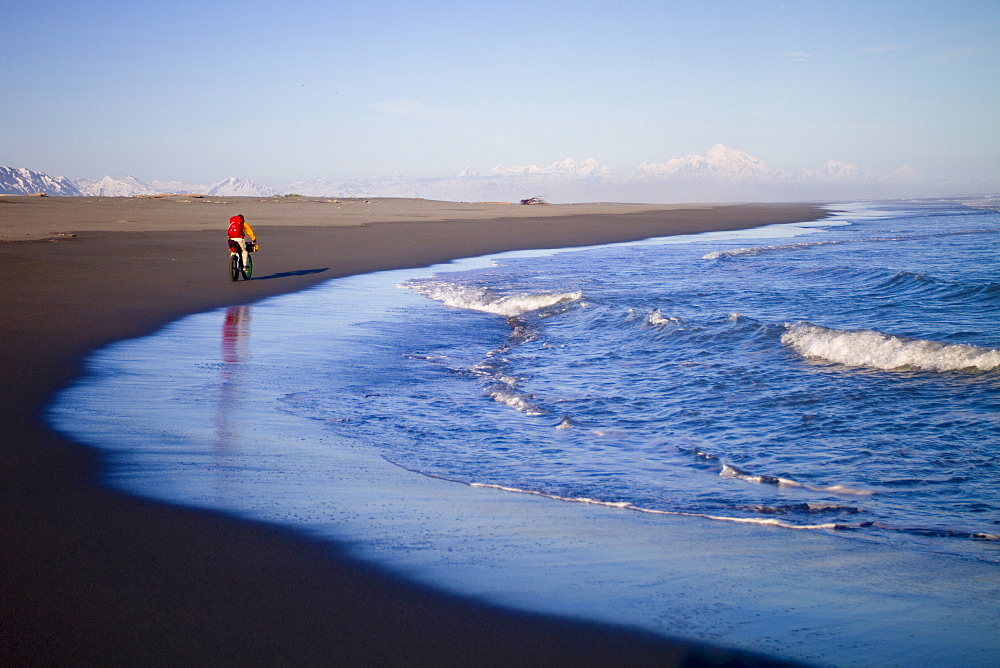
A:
[2,146,992,202]
[0,167,84,196]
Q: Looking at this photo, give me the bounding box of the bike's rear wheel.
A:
[230,254,240,281]
[242,253,253,280]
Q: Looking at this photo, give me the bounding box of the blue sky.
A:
[2,0,998,186]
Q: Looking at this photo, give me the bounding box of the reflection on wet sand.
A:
[213,306,253,489]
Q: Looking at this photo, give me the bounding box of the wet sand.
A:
[1,195,825,665]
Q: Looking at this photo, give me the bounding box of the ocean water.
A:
[297,198,1000,562]
[51,199,1000,664]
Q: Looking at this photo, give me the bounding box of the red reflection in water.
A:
[222,305,252,364]
[214,306,252,462]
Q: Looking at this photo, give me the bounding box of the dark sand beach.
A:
[1,195,825,665]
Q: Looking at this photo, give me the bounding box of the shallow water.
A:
[51,198,1000,665]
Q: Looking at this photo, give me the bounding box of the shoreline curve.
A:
[0,196,826,665]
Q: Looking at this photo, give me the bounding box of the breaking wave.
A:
[401,279,588,415]
[403,281,583,317]
[781,322,1000,372]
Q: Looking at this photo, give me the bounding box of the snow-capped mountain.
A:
[800,160,881,183]
[76,174,158,197]
[635,144,783,181]
[207,177,279,197]
[491,157,611,178]
[438,146,786,202]
[398,158,617,202]
[0,166,82,196]
[1,168,282,198]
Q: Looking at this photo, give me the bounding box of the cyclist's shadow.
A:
[249,268,330,281]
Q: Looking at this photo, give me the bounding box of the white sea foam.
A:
[404,281,583,317]
[380,464,1000,540]
[404,280,583,416]
[648,310,681,327]
[467,482,850,530]
[720,464,875,496]
[487,385,544,415]
[782,322,1000,372]
[471,357,546,415]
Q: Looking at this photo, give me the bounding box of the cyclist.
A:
[227,214,257,269]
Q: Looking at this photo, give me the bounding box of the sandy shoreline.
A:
[1,196,826,664]
[0,195,724,241]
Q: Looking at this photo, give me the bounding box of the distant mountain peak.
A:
[0,166,82,196]
[207,176,279,197]
[706,143,737,157]
[705,144,769,168]
[489,157,610,178]
[77,174,157,196]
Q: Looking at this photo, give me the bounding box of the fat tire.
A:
[242,253,253,280]
[230,254,240,281]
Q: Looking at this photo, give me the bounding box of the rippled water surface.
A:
[279,199,1000,561]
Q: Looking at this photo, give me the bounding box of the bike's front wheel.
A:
[230,254,240,281]
[242,253,253,280]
